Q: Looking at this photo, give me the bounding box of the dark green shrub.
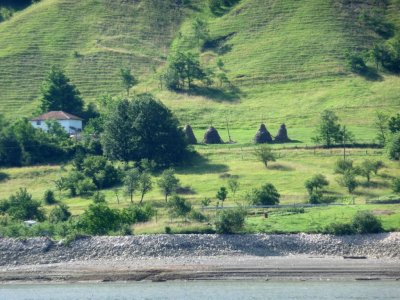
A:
[305,174,329,194]
[77,203,122,235]
[122,203,156,223]
[337,170,358,194]
[334,159,354,174]
[165,226,172,234]
[346,52,367,74]
[5,188,45,221]
[189,210,208,222]
[43,190,57,205]
[325,222,355,235]
[49,204,71,223]
[387,133,400,161]
[309,191,324,204]
[393,178,400,193]
[82,155,121,189]
[75,177,96,197]
[0,171,9,182]
[92,192,106,204]
[167,195,192,220]
[119,224,133,236]
[248,183,280,205]
[351,211,383,234]
[215,208,246,234]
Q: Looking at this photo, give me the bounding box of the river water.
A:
[1,280,399,300]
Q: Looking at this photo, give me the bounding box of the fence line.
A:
[199,203,347,211]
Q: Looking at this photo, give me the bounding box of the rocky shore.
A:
[1,233,399,266]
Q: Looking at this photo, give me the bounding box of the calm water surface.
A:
[1,280,399,300]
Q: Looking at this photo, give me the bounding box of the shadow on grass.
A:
[379,173,395,180]
[202,34,234,55]
[185,85,243,102]
[353,190,377,198]
[359,180,391,189]
[272,139,303,145]
[177,153,229,175]
[358,67,383,81]
[0,172,10,183]
[268,163,295,171]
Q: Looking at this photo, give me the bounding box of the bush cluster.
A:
[214,208,246,234]
[325,211,383,235]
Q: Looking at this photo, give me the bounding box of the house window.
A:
[36,121,41,125]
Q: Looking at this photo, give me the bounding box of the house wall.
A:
[30,120,82,134]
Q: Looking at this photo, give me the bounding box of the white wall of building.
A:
[30,119,82,134]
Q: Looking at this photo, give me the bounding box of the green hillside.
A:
[0,0,399,142]
[0,0,191,114]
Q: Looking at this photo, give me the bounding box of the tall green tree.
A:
[39,66,84,116]
[388,114,400,134]
[158,168,179,202]
[124,168,140,203]
[120,68,138,96]
[102,94,187,165]
[375,112,389,146]
[359,160,375,183]
[216,186,228,207]
[305,174,329,194]
[101,99,133,163]
[387,132,400,161]
[192,18,209,45]
[164,52,207,90]
[138,172,152,204]
[254,146,276,168]
[227,176,239,197]
[313,110,352,147]
[0,130,22,166]
[337,170,358,194]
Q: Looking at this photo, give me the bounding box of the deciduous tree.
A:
[158,168,179,202]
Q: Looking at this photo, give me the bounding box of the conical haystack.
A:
[275,124,290,143]
[254,123,273,144]
[183,124,197,144]
[203,126,223,144]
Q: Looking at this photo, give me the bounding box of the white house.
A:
[30,111,83,135]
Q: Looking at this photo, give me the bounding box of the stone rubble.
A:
[1,233,399,266]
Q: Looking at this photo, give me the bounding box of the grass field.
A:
[0,145,398,218]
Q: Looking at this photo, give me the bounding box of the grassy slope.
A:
[0,0,189,115]
[158,0,400,143]
[0,0,398,133]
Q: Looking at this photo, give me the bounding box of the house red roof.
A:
[31,111,82,121]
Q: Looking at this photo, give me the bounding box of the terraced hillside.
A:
[0,0,191,115]
[0,0,399,141]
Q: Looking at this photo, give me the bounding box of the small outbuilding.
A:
[254,123,273,144]
[30,111,83,135]
[274,124,290,143]
[203,126,223,144]
[183,124,197,144]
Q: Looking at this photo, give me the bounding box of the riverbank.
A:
[1,256,400,282]
[1,233,399,282]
